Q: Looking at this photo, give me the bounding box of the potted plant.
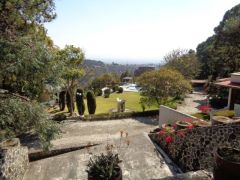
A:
[213,147,240,180]
[175,120,193,130]
[86,152,122,180]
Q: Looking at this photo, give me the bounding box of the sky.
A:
[45,0,240,64]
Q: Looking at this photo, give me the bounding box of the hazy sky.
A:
[45,0,240,64]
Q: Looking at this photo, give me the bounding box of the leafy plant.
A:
[87,91,96,114]
[86,152,121,180]
[0,97,60,150]
[214,110,235,118]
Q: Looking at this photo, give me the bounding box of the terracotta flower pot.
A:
[175,120,192,130]
[213,147,240,180]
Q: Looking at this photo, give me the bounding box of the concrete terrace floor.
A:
[23,117,174,180]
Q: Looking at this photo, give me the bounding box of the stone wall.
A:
[0,139,29,180]
[159,105,198,127]
[149,124,240,172]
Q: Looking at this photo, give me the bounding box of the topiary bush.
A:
[59,91,66,111]
[214,110,235,118]
[66,91,75,112]
[117,87,123,93]
[87,91,96,115]
[0,97,60,150]
[112,86,119,92]
[94,88,102,96]
[104,88,110,98]
[76,89,85,116]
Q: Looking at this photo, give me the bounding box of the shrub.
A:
[112,86,119,92]
[59,91,66,111]
[66,91,75,112]
[104,88,110,98]
[214,110,235,118]
[76,89,85,116]
[0,97,60,150]
[117,87,123,93]
[209,96,228,109]
[94,88,102,96]
[52,113,67,122]
[87,91,96,114]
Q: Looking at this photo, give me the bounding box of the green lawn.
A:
[86,92,158,115]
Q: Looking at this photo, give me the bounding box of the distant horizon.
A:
[46,0,240,64]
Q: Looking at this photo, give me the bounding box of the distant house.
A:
[122,77,133,84]
[134,66,155,77]
[214,72,240,110]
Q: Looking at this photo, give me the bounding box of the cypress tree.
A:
[76,89,85,116]
[86,91,96,115]
[66,91,75,113]
[59,91,66,111]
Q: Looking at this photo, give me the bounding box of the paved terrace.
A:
[23,117,174,180]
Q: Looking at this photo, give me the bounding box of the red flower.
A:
[165,136,173,143]
[182,118,193,123]
[177,131,186,138]
[187,125,194,129]
[172,123,177,129]
[198,105,211,112]
[159,130,166,135]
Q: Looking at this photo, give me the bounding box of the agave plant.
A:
[86,152,122,180]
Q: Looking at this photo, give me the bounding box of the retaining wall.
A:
[0,139,29,180]
[159,105,198,127]
[149,124,240,172]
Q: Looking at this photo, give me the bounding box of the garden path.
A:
[177,92,208,115]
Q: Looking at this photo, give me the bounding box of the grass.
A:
[49,92,159,115]
[89,92,158,114]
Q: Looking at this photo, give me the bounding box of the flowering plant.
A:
[198,105,211,114]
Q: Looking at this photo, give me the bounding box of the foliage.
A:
[120,70,131,81]
[164,49,200,79]
[112,85,119,92]
[214,110,235,118]
[0,0,62,99]
[59,91,66,111]
[191,112,210,121]
[87,91,96,115]
[89,73,120,91]
[104,88,111,98]
[117,87,123,93]
[76,89,85,116]
[94,88,102,96]
[197,4,240,79]
[86,152,121,180]
[137,68,191,107]
[0,97,59,150]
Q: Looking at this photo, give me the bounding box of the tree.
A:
[76,89,85,116]
[58,45,85,116]
[164,49,200,80]
[120,70,131,81]
[197,4,240,79]
[137,68,191,107]
[86,91,96,115]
